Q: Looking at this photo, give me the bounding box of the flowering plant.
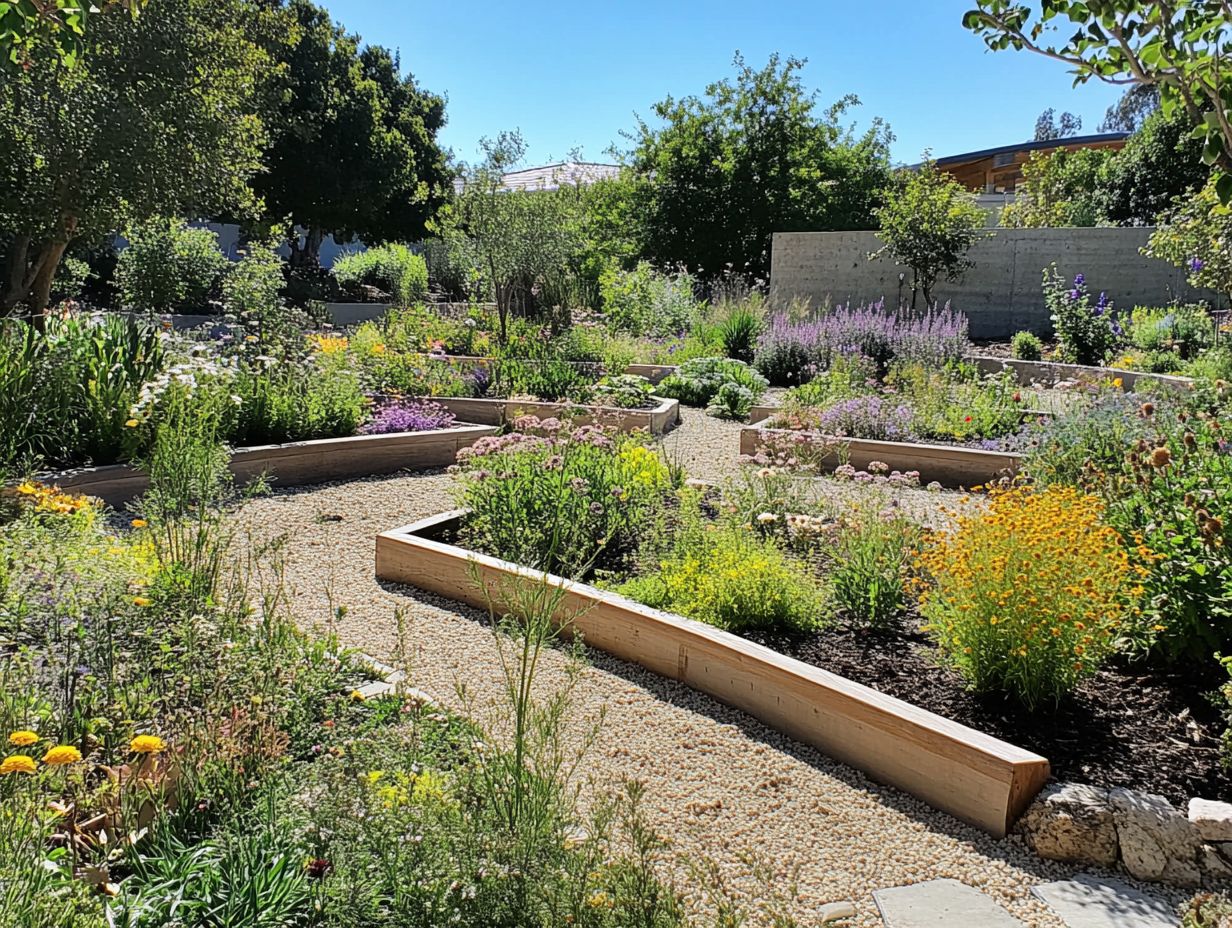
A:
[360,399,456,434]
[1043,266,1123,365]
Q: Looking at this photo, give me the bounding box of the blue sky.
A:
[323,0,1127,168]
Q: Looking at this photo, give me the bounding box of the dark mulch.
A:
[743,620,1232,805]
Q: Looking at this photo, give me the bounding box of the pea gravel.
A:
[231,408,1186,927]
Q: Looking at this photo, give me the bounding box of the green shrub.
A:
[230,353,365,446]
[453,425,673,577]
[1043,265,1123,366]
[222,235,294,338]
[51,256,91,305]
[1010,330,1043,361]
[716,301,763,363]
[657,357,768,408]
[617,492,823,632]
[593,374,655,409]
[421,232,489,302]
[829,506,919,629]
[599,261,698,337]
[706,381,756,419]
[332,243,429,305]
[1127,304,1214,360]
[1187,347,1232,383]
[115,217,229,313]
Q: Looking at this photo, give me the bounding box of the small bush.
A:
[1128,304,1214,360]
[829,504,920,629]
[593,373,655,409]
[1010,330,1043,361]
[657,357,768,408]
[916,485,1138,709]
[618,494,823,632]
[1043,266,1123,365]
[813,395,916,441]
[51,256,91,305]
[706,381,756,420]
[716,302,763,363]
[115,217,229,313]
[332,244,429,305]
[360,399,456,434]
[599,262,698,337]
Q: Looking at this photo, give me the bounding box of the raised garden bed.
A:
[739,422,1022,489]
[44,424,499,507]
[424,395,681,436]
[966,355,1193,393]
[375,510,1051,838]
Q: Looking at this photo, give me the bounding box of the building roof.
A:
[498,161,622,191]
[915,132,1131,170]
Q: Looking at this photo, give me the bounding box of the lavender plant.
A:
[813,395,917,441]
[360,399,457,434]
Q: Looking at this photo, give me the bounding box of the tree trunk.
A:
[0,235,35,317]
[26,240,69,332]
[303,227,324,265]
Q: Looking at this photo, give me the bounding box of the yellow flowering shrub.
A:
[616,444,671,491]
[307,333,349,355]
[916,485,1140,709]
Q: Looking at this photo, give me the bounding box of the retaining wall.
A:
[769,228,1226,339]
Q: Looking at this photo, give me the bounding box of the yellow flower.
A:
[371,343,386,355]
[0,755,37,775]
[130,518,148,528]
[350,690,365,702]
[7,731,38,747]
[129,735,164,755]
[586,892,613,909]
[42,745,82,766]
[132,596,152,607]
[15,481,38,495]
[125,418,139,428]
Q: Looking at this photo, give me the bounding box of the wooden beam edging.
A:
[375,510,1051,837]
[740,425,1021,489]
[426,396,681,435]
[38,424,500,508]
[965,355,1192,393]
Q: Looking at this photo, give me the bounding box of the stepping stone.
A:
[1031,873,1177,928]
[873,879,1025,927]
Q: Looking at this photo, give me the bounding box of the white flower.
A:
[756,512,778,524]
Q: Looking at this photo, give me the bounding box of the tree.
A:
[1001,148,1113,226]
[456,131,585,342]
[1,0,141,69]
[0,0,270,324]
[255,0,452,267]
[1144,177,1232,302]
[1034,107,1083,140]
[874,159,989,308]
[1097,106,1208,223]
[1100,84,1161,132]
[625,53,892,279]
[963,2,1232,201]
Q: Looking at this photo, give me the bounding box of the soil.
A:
[971,338,1060,360]
[743,620,1232,806]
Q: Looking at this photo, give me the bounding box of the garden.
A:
[9,0,1232,924]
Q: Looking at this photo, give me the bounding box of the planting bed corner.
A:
[739,421,1022,489]
[426,395,681,436]
[45,424,500,507]
[375,510,1051,837]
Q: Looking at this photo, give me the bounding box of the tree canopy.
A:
[0,0,141,68]
[624,53,892,279]
[1034,108,1083,140]
[963,1,1232,201]
[0,0,271,321]
[255,0,452,266]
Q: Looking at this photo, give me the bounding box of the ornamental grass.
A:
[915,485,1144,709]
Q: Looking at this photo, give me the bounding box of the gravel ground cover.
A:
[231,408,1186,927]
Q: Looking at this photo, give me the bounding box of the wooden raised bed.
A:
[426,395,681,436]
[45,424,500,507]
[740,422,1021,489]
[376,510,1051,837]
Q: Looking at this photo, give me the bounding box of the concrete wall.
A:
[770,228,1226,339]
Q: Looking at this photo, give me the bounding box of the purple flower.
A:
[1074,273,1085,286]
[1190,257,1205,273]
[361,400,456,434]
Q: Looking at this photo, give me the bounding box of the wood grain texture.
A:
[740,426,1021,489]
[375,512,1051,837]
[41,425,499,507]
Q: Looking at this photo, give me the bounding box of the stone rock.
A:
[1200,843,1232,883]
[1191,798,1232,843]
[873,879,1025,927]
[1110,787,1202,886]
[1016,782,1118,867]
[1032,873,1179,928]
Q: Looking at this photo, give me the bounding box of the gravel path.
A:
[232,408,1185,927]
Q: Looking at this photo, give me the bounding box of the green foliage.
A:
[617,491,824,632]
[1010,330,1044,360]
[626,52,892,278]
[453,428,673,577]
[593,374,655,409]
[256,0,451,267]
[332,243,429,305]
[1000,148,1112,228]
[1185,891,1232,928]
[51,255,91,305]
[715,299,763,363]
[0,0,270,318]
[1127,304,1214,360]
[887,362,1023,442]
[1043,265,1123,365]
[874,159,988,308]
[828,506,920,630]
[115,218,229,313]
[598,261,698,338]
[1099,106,1209,224]
[706,381,757,420]
[962,1,1232,203]
[1145,177,1232,301]
[230,353,365,446]
[657,356,768,408]
[421,230,490,302]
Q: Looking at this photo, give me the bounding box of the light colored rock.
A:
[1032,873,1179,928]
[1191,798,1232,843]
[816,901,856,923]
[1111,787,1202,886]
[1017,782,1118,868]
[873,879,1025,927]
[1200,843,1232,883]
